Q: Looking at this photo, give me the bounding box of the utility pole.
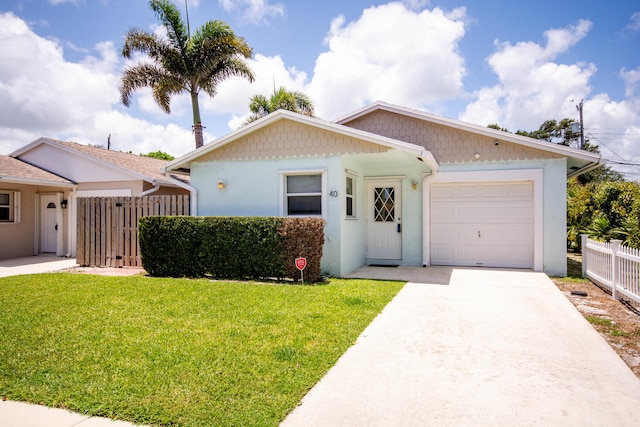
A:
[576,100,584,150]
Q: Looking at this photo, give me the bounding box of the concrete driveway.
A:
[281,267,640,426]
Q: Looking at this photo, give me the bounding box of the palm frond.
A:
[149,0,189,54]
[119,63,182,112]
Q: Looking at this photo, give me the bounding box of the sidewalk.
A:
[0,401,145,427]
[0,254,78,277]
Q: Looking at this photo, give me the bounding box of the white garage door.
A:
[430,181,534,269]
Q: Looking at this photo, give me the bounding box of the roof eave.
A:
[0,176,77,188]
[567,159,605,179]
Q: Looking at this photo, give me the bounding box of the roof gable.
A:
[342,109,563,163]
[167,110,438,172]
[337,101,602,177]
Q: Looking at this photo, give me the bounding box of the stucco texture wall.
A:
[192,156,344,276]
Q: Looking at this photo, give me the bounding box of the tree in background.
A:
[245,86,314,123]
[143,150,175,161]
[120,0,254,149]
[567,179,640,250]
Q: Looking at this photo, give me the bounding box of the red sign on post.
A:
[295,257,307,283]
[295,257,307,271]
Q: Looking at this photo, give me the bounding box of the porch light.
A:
[61,199,68,209]
[217,180,226,189]
[412,180,418,190]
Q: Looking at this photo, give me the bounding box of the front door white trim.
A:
[366,179,402,260]
[423,169,543,271]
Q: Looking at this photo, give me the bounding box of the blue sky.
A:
[1,0,639,176]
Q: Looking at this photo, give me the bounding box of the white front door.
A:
[366,180,402,260]
[40,194,59,253]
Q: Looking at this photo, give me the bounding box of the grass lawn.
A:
[0,273,404,427]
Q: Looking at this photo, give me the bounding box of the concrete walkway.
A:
[282,266,640,426]
[0,401,146,427]
[0,254,78,277]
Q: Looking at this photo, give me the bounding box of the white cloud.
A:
[306,3,467,119]
[625,12,640,33]
[218,0,285,24]
[0,12,119,131]
[459,20,640,178]
[621,67,640,98]
[460,20,596,131]
[63,110,209,157]
[0,12,198,158]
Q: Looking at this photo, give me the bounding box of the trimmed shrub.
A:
[279,218,325,282]
[139,216,325,282]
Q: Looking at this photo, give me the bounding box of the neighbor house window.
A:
[281,170,326,217]
[346,175,356,218]
[0,191,19,223]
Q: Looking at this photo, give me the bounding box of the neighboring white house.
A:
[164,101,603,277]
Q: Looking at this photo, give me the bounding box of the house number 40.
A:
[329,190,339,197]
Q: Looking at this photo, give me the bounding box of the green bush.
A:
[567,179,640,250]
[139,216,325,282]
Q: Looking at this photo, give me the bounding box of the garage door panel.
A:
[481,244,533,268]
[482,225,531,244]
[430,181,534,269]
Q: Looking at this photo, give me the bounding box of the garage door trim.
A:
[423,169,543,271]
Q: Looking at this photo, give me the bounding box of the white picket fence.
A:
[582,235,640,304]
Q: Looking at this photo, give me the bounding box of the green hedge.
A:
[139,217,325,282]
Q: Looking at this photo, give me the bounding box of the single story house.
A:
[2,138,190,260]
[164,101,602,277]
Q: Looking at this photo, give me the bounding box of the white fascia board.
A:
[165,109,437,172]
[336,101,602,164]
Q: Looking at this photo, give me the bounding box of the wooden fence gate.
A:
[77,195,190,267]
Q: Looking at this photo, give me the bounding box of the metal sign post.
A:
[295,257,307,283]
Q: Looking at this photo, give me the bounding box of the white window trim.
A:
[0,190,20,224]
[345,172,357,219]
[279,169,327,218]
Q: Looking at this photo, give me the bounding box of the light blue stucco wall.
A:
[192,156,344,276]
[192,154,568,277]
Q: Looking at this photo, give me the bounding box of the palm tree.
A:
[246,86,314,123]
[120,0,254,149]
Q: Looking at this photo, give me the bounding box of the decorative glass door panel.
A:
[374,187,395,222]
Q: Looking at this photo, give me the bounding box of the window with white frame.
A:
[283,172,324,216]
[0,191,19,223]
[346,174,356,218]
